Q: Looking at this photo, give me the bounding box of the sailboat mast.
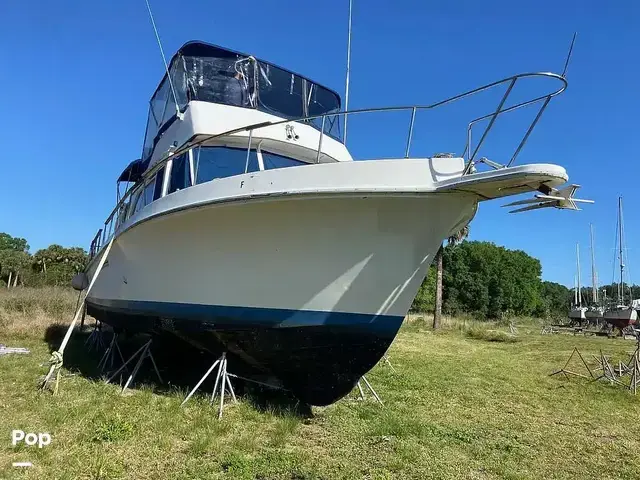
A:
[576,243,582,307]
[590,223,597,304]
[618,196,624,305]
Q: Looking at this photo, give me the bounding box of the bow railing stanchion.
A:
[468,77,518,163]
[244,129,254,173]
[462,128,473,174]
[507,95,552,167]
[316,116,326,163]
[405,107,417,158]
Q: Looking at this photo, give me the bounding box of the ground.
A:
[1,289,639,479]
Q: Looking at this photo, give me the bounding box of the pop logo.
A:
[11,430,51,448]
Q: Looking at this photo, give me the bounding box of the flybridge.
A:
[141,41,343,162]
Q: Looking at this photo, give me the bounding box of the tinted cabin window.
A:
[167,154,191,194]
[262,152,306,169]
[143,179,155,206]
[128,187,145,218]
[153,166,165,200]
[116,201,129,228]
[194,147,259,184]
[258,69,304,118]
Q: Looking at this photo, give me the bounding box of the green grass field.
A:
[1,289,640,479]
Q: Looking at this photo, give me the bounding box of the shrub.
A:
[465,327,520,343]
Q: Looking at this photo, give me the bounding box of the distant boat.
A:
[603,197,637,331]
[569,244,587,323]
[585,224,603,323]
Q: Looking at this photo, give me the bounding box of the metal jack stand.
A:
[97,332,126,373]
[356,375,383,406]
[181,352,237,419]
[105,339,162,394]
[627,344,640,395]
[380,354,396,373]
[592,350,625,386]
[550,347,594,380]
[85,321,106,353]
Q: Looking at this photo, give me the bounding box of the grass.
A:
[1,289,640,479]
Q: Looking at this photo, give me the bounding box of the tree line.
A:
[411,240,639,320]
[0,233,88,287]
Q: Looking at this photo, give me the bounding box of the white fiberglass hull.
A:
[568,308,587,321]
[585,309,603,320]
[603,308,638,323]
[87,193,476,324]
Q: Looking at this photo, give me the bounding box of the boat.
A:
[82,41,584,406]
[568,244,587,324]
[603,197,637,331]
[584,224,604,324]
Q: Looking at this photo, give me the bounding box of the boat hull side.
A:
[86,193,477,404]
[603,308,638,330]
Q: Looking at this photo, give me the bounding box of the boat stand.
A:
[356,375,383,406]
[105,339,163,394]
[380,354,396,373]
[85,321,107,353]
[550,347,594,380]
[97,332,126,373]
[627,344,640,395]
[592,350,625,386]
[181,352,237,419]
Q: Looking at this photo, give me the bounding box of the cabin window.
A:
[127,187,145,218]
[143,178,155,206]
[116,201,129,228]
[153,166,165,200]
[258,68,304,119]
[193,147,259,185]
[167,154,191,194]
[262,152,306,169]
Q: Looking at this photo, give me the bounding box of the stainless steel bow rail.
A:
[90,35,576,258]
[181,71,567,169]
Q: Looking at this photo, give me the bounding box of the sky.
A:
[0,0,638,288]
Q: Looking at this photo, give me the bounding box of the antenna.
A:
[561,32,577,78]
[343,0,353,144]
[144,0,181,117]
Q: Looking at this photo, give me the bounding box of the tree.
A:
[0,232,31,287]
[32,245,88,286]
[0,233,29,253]
[433,224,470,328]
[0,249,31,288]
[440,241,545,319]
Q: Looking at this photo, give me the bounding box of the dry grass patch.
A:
[0,287,76,336]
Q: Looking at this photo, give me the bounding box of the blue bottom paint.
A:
[86,298,404,336]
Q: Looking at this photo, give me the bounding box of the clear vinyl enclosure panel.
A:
[141,42,342,162]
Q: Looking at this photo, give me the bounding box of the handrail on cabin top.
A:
[89,71,567,258]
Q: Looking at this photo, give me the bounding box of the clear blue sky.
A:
[0,0,638,288]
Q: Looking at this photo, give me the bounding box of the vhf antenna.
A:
[144,0,181,118]
[343,0,353,144]
[562,32,577,78]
